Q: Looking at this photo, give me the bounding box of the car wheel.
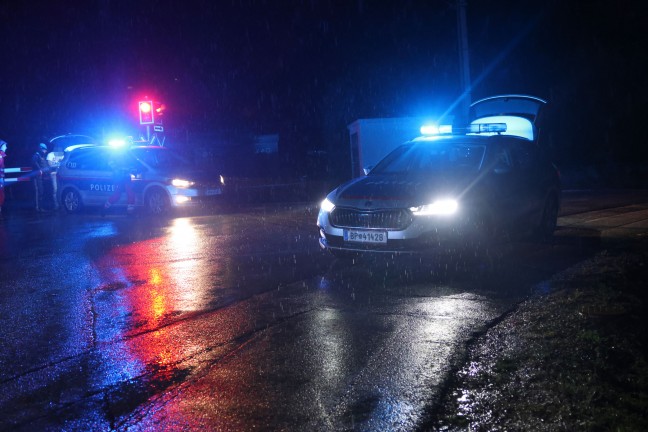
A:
[62,188,83,213]
[535,195,559,242]
[145,187,169,215]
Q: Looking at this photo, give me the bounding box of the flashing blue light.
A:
[420,124,452,136]
[468,123,507,134]
[439,124,452,134]
[471,116,533,140]
[420,125,439,135]
[108,139,127,148]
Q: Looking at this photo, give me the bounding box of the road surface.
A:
[1,189,647,430]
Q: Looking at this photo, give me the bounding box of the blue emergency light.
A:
[420,124,453,135]
[468,123,507,134]
[108,139,127,148]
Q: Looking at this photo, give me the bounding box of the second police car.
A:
[317,95,561,257]
[56,139,225,214]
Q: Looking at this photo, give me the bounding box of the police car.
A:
[57,141,225,214]
[317,95,561,257]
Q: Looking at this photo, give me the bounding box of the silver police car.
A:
[57,143,225,214]
[317,95,561,257]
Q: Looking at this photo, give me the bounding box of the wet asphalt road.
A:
[1,190,647,431]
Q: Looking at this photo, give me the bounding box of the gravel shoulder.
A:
[429,237,648,431]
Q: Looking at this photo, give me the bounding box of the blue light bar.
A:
[420,125,439,135]
[468,123,507,134]
[439,124,452,134]
[420,124,453,136]
[108,139,127,148]
[471,116,534,140]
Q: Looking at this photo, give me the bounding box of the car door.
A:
[64,147,114,206]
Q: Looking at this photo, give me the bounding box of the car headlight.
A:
[171,178,195,188]
[320,198,335,212]
[410,199,458,216]
[220,175,225,185]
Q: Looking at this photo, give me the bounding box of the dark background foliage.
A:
[1,0,646,184]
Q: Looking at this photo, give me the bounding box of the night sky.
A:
[1,0,647,183]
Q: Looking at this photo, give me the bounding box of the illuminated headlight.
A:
[175,195,191,204]
[220,175,225,185]
[320,198,335,213]
[172,178,195,188]
[410,199,458,216]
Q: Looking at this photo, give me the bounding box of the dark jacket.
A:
[31,151,49,175]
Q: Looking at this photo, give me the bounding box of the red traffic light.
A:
[139,100,154,124]
[155,103,165,115]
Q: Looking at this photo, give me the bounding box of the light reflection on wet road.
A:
[1,192,647,430]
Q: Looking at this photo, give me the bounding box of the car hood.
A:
[329,172,478,209]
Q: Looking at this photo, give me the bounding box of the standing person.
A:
[102,152,136,215]
[0,140,7,219]
[46,146,63,210]
[31,143,50,212]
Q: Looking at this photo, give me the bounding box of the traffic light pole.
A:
[138,99,164,145]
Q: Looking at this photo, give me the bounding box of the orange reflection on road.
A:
[148,268,167,323]
[114,218,205,333]
[92,217,218,391]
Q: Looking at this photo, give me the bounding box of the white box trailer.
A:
[347,117,428,178]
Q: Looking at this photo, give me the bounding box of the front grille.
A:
[330,207,413,230]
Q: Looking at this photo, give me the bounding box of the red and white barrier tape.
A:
[4,167,33,173]
[2,167,33,183]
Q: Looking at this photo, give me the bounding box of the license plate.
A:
[206,188,222,196]
[344,230,387,244]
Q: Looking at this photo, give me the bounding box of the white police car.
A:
[57,142,225,214]
[317,95,561,257]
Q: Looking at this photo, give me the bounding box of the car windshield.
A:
[130,147,191,170]
[371,140,486,175]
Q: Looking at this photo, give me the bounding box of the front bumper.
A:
[168,185,225,207]
[317,210,478,255]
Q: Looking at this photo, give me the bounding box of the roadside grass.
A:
[431,239,648,431]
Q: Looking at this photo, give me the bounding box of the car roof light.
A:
[420,124,453,136]
[108,139,127,148]
[439,124,452,134]
[468,123,507,134]
[471,115,534,140]
[420,125,439,135]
